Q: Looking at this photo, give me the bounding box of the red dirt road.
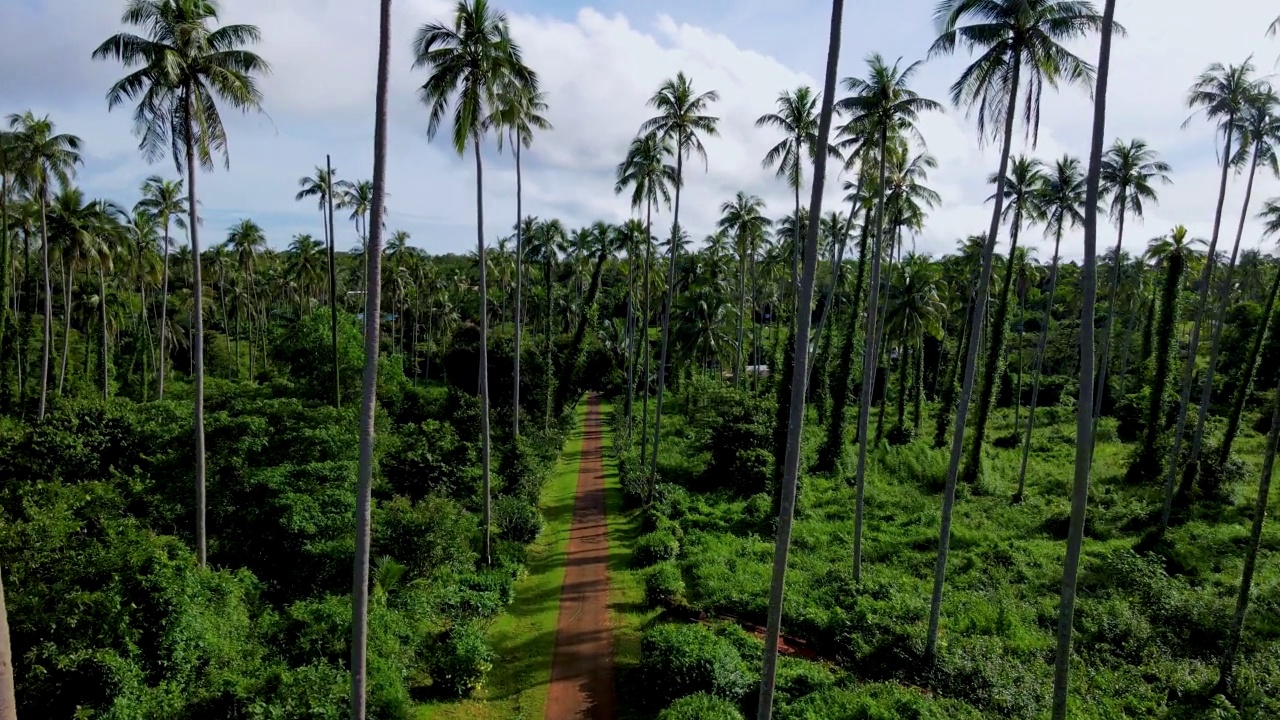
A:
[544,395,616,720]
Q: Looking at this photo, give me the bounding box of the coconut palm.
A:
[757,2,844,716]
[135,175,187,399]
[638,72,720,491]
[94,0,269,568]
[488,84,550,439]
[1156,59,1261,540]
[926,0,1106,660]
[1093,139,1171,429]
[1052,3,1115,714]
[413,0,536,566]
[835,52,942,583]
[296,163,342,405]
[5,112,82,420]
[718,192,771,385]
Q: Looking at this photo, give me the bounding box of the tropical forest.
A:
[1,0,1279,718]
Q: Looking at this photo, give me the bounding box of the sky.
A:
[2,0,1280,262]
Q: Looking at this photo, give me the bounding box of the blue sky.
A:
[2,0,1279,262]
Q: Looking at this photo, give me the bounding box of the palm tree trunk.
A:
[1014,283,1026,431]
[38,188,52,420]
[913,343,924,432]
[816,206,872,472]
[927,52,1022,662]
[806,219,849,388]
[1220,266,1280,463]
[1016,231,1063,502]
[474,137,494,566]
[1182,150,1260,497]
[1157,114,1238,541]
[327,155,341,408]
[649,147,683,496]
[545,256,553,430]
[1052,4,1111,711]
[184,93,209,569]
[59,257,71,397]
[0,564,14,720]
[895,344,908,428]
[757,2,841,712]
[513,144,524,438]
[735,229,749,387]
[0,172,10,391]
[160,215,171,400]
[624,226,636,434]
[100,266,108,399]
[852,126,891,583]
[1216,375,1280,695]
[640,201,654,467]
[350,4,391,715]
[1091,200,1127,432]
[1117,292,1138,397]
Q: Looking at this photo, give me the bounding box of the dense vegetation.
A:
[1,0,1279,719]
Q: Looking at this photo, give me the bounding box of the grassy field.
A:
[416,403,588,720]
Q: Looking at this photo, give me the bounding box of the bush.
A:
[381,419,479,503]
[635,530,681,567]
[658,693,745,720]
[702,392,773,496]
[375,495,477,579]
[644,563,686,609]
[640,623,754,707]
[424,624,494,699]
[499,436,554,506]
[492,495,543,544]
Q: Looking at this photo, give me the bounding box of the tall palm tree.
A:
[5,112,82,420]
[413,0,535,565]
[717,191,770,385]
[926,0,1105,661]
[757,3,843,716]
[961,154,1046,487]
[349,1,392,716]
[296,162,342,406]
[638,72,719,491]
[1093,139,1171,428]
[135,175,187,400]
[1183,85,1280,496]
[488,84,549,439]
[1052,2,1115,715]
[1157,59,1260,539]
[835,53,941,582]
[757,86,826,303]
[1016,155,1085,500]
[94,0,269,568]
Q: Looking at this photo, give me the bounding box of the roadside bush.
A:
[423,623,494,699]
[498,436,554,506]
[658,693,745,720]
[702,392,773,496]
[640,623,754,707]
[644,562,686,609]
[492,495,543,544]
[375,495,476,580]
[635,530,680,566]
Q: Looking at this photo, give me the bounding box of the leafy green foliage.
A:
[640,623,756,708]
[492,495,544,543]
[657,692,746,720]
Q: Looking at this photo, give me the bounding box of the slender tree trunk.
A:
[1016,232,1063,502]
[59,259,71,397]
[474,137,494,566]
[806,220,849,388]
[1220,266,1280,463]
[895,344,908,428]
[852,127,890,583]
[183,94,209,569]
[38,188,51,420]
[640,201,654,468]
[649,146,683,496]
[817,205,872,471]
[927,52,1022,662]
[1117,292,1138,397]
[159,215,170,400]
[624,226,636,433]
[757,2,841,713]
[1091,201,1127,433]
[100,266,108,399]
[350,3,390,716]
[1014,282,1026,431]
[913,343,924,432]
[0,565,14,720]
[1182,151,1259,497]
[513,144,524,438]
[328,155,341,408]
[1216,375,1280,694]
[0,172,10,392]
[736,227,749,387]
[1157,114,1238,541]
[1052,5,1111,712]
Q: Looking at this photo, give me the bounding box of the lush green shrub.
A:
[381,419,479,503]
[375,495,477,580]
[644,562,686,609]
[635,530,681,566]
[424,623,495,699]
[702,392,773,496]
[640,623,754,707]
[777,683,984,720]
[492,495,544,543]
[499,434,555,506]
[658,693,745,720]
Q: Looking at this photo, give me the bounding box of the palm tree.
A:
[1156,59,1260,539]
[961,154,1046,488]
[757,86,826,303]
[488,85,550,439]
[5,112,82,420]
[1093,139,1171,428]
[296,162,342,406]
[349,0,392,715]
[414,0,536,565]
[835,53,942,582]
[136,175,187,399]
[1015,156,1085,501]
[639,72,719,491]
[757,2,844,716]
[94,0,270,568]
[1051,3,1115,714]
[718,191,770,385]
[1183,85,1280,497]
[926,0,1105,661]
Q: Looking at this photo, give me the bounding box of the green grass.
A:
[416,402,589,720]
